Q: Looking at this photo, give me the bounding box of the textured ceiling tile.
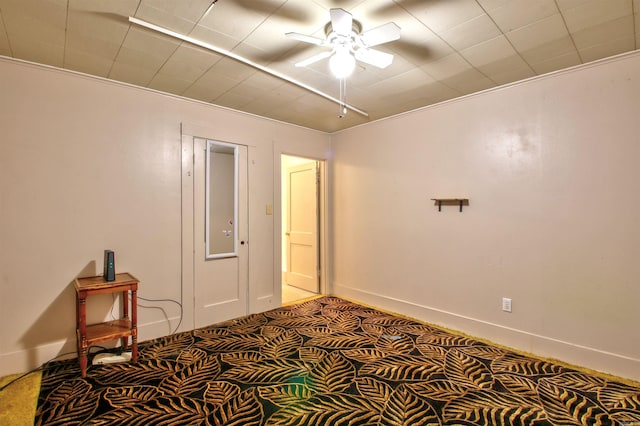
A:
[243,78,311,116]
[518,36,577,65]
[230,40,280,67]
[182,71,240,102]
[422,81,462,102]
[420,53,475,80]
[207,57,258,81]
[240,1,325,65]
[571,15,634,50]
[476,0,511,11]
[214,90,257,110]
[358,3,454,66]
[561,0,633,33]
[267,58,321,86]
[109,27,180,84]
[158,44,222,81]
[1,0,66,66]
[278,93,361,130]
[198,0,273,42]
[109,60,159,87]
[393,28,454,66]
[351,0,404,28]
[271,82,310,101]
[376,74,449,109]
[488,63,536,85]
[137,0,211,33]
[555,0,593,10]
[243,98,280,116]
[409,0,487,33]
[189,24,241,51]
[66,9,129,39]
[148,73,195,94]
[65,1,137,70]
[69,0,139,15]
[442,69,496,94]
[439,14,502,51]
[460,35,518,70]
[506,14,569,51]
[370,68,436,96]
[529,51,582,74]
[578,35,636,62]
[7,38,65,67]
[0,9,11,55]
[64,48,114,77]
[235,71,285,97]
[486,0,558,33]
[478,53,532,80]
[636,11,640,46]
[311,0,364,11]
[122,27,181,60]
[357,59,396,82]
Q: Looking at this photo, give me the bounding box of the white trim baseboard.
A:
[333,282,640,382]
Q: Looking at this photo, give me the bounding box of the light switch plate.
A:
[502,297,512,313]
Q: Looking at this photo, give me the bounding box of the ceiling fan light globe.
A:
[329,50,356,78]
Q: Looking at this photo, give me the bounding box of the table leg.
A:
[131,288,138,362]
[121,290,129,350]
[78,294,88,377]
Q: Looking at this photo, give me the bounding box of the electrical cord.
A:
[136,296,183,335]
[110,293,183,334]
[0,345,107,393]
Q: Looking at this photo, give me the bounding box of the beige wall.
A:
[0,57,331,376]
[331,51,640,381]
[3,51,640,381]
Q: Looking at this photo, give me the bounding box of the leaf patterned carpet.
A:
[36,296,640,425]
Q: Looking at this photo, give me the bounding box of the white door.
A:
[193,138,248,327]
[285,162,319,293]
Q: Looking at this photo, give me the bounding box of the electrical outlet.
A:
[502,297,512,313]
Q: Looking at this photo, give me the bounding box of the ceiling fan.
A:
[286,8,401,79]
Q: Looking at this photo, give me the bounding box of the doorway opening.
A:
[281,154,325,305]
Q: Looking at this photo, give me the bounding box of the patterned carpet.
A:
[36,296,640,425]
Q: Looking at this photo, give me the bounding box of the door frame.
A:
[277,153,328,301]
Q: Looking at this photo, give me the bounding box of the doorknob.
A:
[240,240,246,245]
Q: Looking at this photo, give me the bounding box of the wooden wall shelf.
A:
[431,198,469,212]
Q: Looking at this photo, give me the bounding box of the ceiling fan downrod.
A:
[338,78,347,118]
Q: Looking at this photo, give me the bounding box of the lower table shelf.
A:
[84,320,133,344]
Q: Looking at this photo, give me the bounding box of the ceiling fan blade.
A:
[286,32,325,45]
[359,22,401,47]
[295,50,334,67]
[330,8,353,36]
[355,48,394,69]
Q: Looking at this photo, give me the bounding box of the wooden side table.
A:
[74,272,139,377]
